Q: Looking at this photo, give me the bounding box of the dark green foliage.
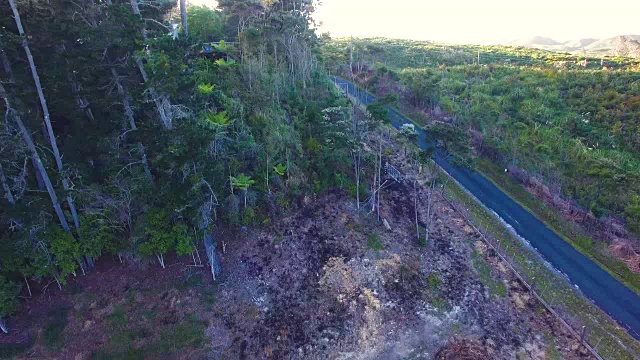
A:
[625,196,640,233]
[367,102,389,123]
[46,226,80,282]
[79,214,118,259]
[367,233,384,251]
[426,273,442,289]
[0,277,20,318]
[187,6,224,42]
[137,210,175,258]
[157,317,206,352]
[43,306,70,350]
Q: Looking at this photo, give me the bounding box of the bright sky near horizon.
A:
[191,0,640,44]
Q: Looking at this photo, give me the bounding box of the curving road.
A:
[331,76,640,340]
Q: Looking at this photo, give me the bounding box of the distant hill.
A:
[508,36,562,47]
[505,35,640,58]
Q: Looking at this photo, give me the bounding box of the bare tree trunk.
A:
[354,150,361,209]
[0,163,15,205]
[9,0,80,234]
[23,275,31,297]
[129,0,174,130]
[69,70,95,122]
[31,156,45,190]
[377,142,382,221]
[179,0,188,36]
[111,67,154,184]
[204,233,219,281]
[0,46,14,84]
[0,84,71,233]
[414,179,419,241]
[425,180,434,246]
[156,253,165,268]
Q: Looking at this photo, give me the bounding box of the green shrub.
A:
[426,273,442,289]
[367,233,384,251]
[0,277,20,318]
[157,317,205,353]
[241,207,256,225]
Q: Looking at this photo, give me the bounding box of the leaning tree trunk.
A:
[0,163,15,205]
[0,84,71,233]
[179,0,188,36]
[9,0,80,234]
[204,232,220,281]
[0,318,7,334]
[111,67,154,184]
[69,70,95,122]
[425,180,435,246]
[129,0,174,130]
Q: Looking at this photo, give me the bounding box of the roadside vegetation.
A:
[441,169,640,359]
[322,37,640,295]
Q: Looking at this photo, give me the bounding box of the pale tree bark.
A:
[9,0,81,234]
[377,141,382,221]
[111,67,154,184]
[369,140,385,221]
[192,175,219,279]
[0,163,15,205]
[130,0,174,130]
[425,180,435,246]
[0,46,14,84]
[350,105,367,210]
[69,70,95,122]
[353,150,361,209]
[179,0,188,36]
[0,84,71,233]
[414,179,419,241]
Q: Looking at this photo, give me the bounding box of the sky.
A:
[190,0,640,45]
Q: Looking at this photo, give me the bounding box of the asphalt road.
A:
[331,76,640,340]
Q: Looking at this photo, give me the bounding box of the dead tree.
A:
[111,67,154,184]
[425,180,435,246]
[0,84,71,233]
[414,179,419,241]
[0,163,15,206]
[9,0,81,235]
[350,104,369,210]
[369,139,389,221]
[129,0,174,130]
[69,70,95,122]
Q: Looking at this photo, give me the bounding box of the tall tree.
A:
[8,0,81,234]
[0,84,71,234]
[179,0,188,36]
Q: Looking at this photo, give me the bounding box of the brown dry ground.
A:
[0,134,593,360]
